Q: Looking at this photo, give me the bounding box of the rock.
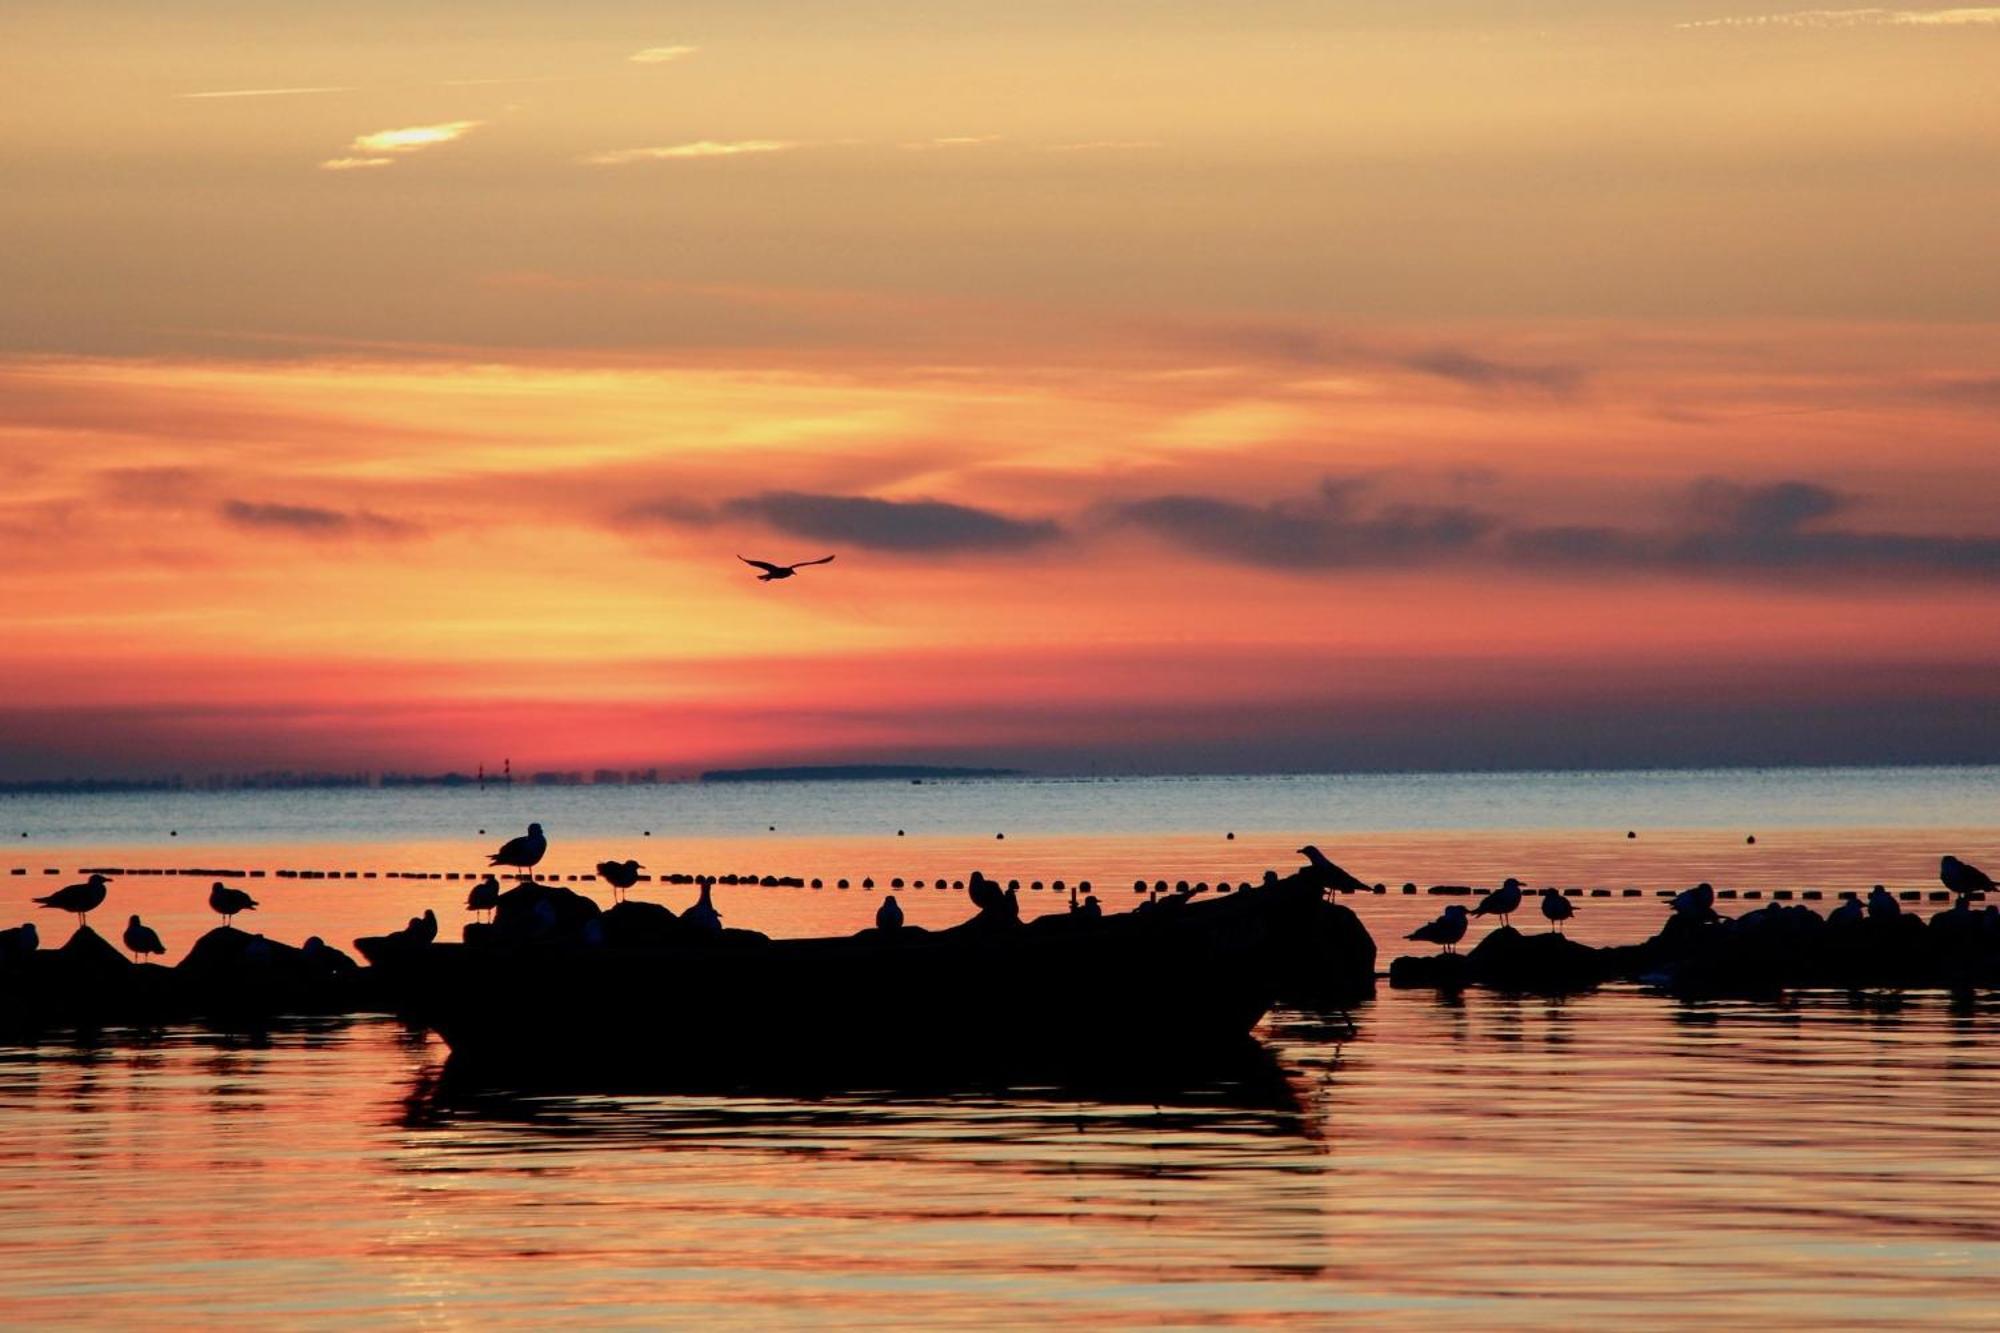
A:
[1464,926,1609,994]
[1389,952,1471,989]
[600,900,684,948]
[1275,897,1376,1006]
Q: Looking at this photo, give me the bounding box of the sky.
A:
[1,0,1996,779]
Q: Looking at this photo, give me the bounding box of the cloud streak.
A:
[220,500,419,539]
[321,120,482,171]
[181,86,354,100]
[1114,477,2000,582]
[584,140,799,165]
[1678,6,2000,27]
[629,45,699,63]
[628,491,1062,554]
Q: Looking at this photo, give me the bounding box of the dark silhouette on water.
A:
[35,874,109,924]
[1670,882,1718,922]
[466,874,501,922]
[1941,855,1994,904]
[738,554,836,582]
[488,823,547,878]
[209,881,259,923]
[122,914,166,962]
[1407,905,1469,954]
[1472,878,1524,926]
[1867,885,1901,919]
[596,859,644,902]
[1540,887,1574,933]
[875,893,904,931]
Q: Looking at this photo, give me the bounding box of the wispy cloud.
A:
[1044,140,1163,152]
[629,45,699,64]
[900,135,1003,150]
[1678,6,2000,28]
[627,491,1063,554]
[180,86,354,100]
[584,140,799,165]
[321,120,483,172]
[220,500,420,540]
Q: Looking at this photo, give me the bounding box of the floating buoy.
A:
[995,832,1004,840]
[1626,831,1636,839]
[1226,832,1235,840]
[1746,835,1756,844]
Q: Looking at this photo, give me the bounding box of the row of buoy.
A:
[10,863,1987,902]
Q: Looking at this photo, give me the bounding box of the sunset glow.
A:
[4,0,1996,778]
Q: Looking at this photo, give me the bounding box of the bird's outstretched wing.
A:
[794,554,836,568]
[738,556,786,574]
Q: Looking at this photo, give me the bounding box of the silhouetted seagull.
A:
[1472,878,1525,926]
[209,881,259,924]
[1829,897,1864,925]
[968,870,1008,916]
[0,922,39,958]
[1670,882,1718,921]
[1297,845,1370,893]
[408,909,438,944]
[1407,905,1469,954]
[122,914,166,962]
[1867,885,1901,919]
[1540,888,1574,933]
[489,823,547,878]
[597,859,643,902]
[739,554,835,582]
[684,882,722,933]
[1941,855,1995,902]
[876,894,904,930]
[35,874,109,924]
[466,874,501,921]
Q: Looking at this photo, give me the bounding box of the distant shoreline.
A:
[699,765,1024,784]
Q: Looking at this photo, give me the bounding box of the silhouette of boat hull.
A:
[363,878,1335,1077]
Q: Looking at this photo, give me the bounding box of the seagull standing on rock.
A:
[684,881,722,934]
[1472,878,1525,927]
[1941,856,1995,904]
[1540,888,1574,934]
[1407,905,1469,954]
[1296,846,1371,894]
[209,881,259,925]
[1867,885,1901,919]
[34,874,109,924]
[596,859,644,902]
[466,874,501,921]
[875,894,904,931]
[1670,883,1718,922]
[488,823,547,880]
[122,914,166,962]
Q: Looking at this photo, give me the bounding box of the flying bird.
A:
[597,859,644,902]
[738,554,835,582]
[1471,878,1525,926]
[1406,905,1469,954]
[35,874,109,924]
[466,874,501,921]
[489,822,547,877]
[123,914,166,962]
[209,881,259,924]
[1540,888,1574,934]
[1941,855,1995,902]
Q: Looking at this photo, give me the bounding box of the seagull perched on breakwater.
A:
[1296,846,1370,894]
[35,874,109,924]
[1472,878,1525,926]
[596,859,644,902]
[739,554,835,582]
[1941,856,1995,903]
[684,881,722,934]
[1407,905,1469,954]
[488,823,547,879]
[1670,883,1718,922]
[876,894,903,931]
[1540,888,1574,934]
[122,914,165,962]
[466,874,501,921]
[209,881,259,924]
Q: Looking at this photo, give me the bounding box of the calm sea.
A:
[2,766,1997,1324]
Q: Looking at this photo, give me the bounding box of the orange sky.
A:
[1,2,1996,776]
